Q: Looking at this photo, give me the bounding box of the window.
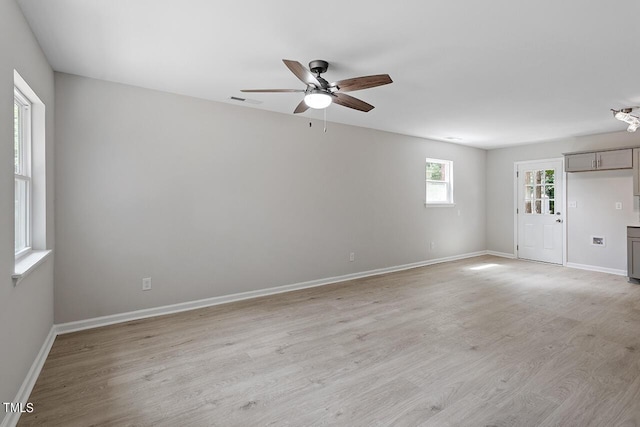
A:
[12,70,50,285]
[14,87,31,258]
[523,169,555,214]
[425,158,454,205]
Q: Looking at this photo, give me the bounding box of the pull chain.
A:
[324,108,327,133]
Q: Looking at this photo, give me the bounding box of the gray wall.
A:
[0,0,55,420]
[566,169,636,271]
[487,132,640,271]
[54,72,486,323]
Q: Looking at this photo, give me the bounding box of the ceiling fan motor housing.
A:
[309,60,329,75]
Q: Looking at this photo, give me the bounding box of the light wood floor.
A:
[18,256,640,426]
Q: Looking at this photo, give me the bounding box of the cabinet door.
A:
[597,149,632,170]
[628,238,640,278]
[634,149,640,196]
[565,153,596,172]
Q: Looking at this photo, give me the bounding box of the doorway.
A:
[515,159,565,264]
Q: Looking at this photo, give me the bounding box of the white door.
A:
[516,160,564,264]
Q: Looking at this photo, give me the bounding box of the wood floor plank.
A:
[17,256,640,426]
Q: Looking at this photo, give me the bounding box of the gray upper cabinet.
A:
[564,148,632,172]
[599,149,633,169]
[565,152,596,172]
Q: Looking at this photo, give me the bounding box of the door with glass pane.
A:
[517,160,564,264]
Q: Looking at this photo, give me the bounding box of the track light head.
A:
[612,107,640,132]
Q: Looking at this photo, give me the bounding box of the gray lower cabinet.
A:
[628,227,640,280]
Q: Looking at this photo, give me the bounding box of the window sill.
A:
[13,250,52,286]
[424,203,456,208]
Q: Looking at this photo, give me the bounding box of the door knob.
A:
[556,219,563,223]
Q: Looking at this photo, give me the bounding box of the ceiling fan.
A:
[241,59,392,114]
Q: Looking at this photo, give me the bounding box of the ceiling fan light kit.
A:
[242,59,392,114]
[612,107,640,132]
[304,90,332,109]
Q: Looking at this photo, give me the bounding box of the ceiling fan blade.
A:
[240,89,305,93]
[283,59,321,87]
[332,93,374,112]
[293,99,309,114]
[333,74,393,93]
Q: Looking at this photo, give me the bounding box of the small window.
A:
[426,158,454,205]
[523,169,555,215]
[12,70,49,284]
[14,87,32,257]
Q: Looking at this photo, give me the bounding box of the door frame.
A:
[513,157,567,265]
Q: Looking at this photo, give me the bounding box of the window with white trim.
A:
[12,70,49,285]
[425,158,454,205]
[14,87,31,257]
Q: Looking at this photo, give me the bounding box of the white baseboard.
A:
[486,251,516,259]
[565,262,627,277]
[1,326,56,427]
[56,251,488,335]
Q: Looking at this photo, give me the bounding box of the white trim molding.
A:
[13,250,51,286]
[56,251,488,334]
[565,262,626,277]
[1,326,56,427]
[486,251,516,259]
[424,203,456,208]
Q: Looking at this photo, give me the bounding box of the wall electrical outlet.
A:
[615,202,623,210]
[142,277,152,291]
[568,201,577,208]
[430,241,436,251]
[349,252,355,262]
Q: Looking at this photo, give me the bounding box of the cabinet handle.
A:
[597,157,601,168]
[592,160,596,168]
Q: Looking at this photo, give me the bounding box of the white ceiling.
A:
[16,0,640,149]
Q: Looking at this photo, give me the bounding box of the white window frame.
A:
[12,70,51,286]
[425,158,454,206]
[15,87,32,259]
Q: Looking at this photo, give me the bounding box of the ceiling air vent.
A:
[229,96,262,105]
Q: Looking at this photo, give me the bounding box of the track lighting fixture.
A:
[612,107,640,132]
